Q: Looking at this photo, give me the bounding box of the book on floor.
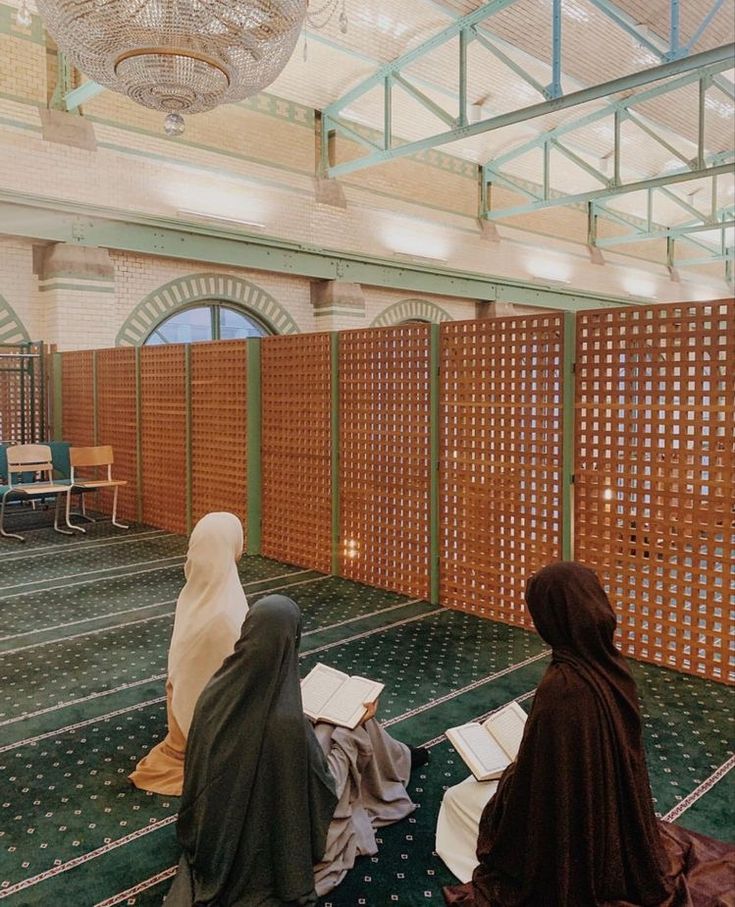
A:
[301,662,384,730]
[446,700,528,782]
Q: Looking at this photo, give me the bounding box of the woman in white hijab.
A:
[130,512,248,796]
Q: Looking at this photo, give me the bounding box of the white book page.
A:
[301,663,349,721]
[320,676,384,730]
[446,724,510,781]
[483,701,527,760]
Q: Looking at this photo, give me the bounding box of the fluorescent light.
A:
[176,209,265,230]
[530,276,571,287]
[393,251,448,265]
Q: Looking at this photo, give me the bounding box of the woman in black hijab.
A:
[167,594,416,906]
[442,561,734,906]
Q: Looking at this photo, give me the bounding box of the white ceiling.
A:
[9,0,735,238]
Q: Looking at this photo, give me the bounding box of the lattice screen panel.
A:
[190,341,247,530]
[61,351,95,447]
[339,325,431,598]
[95,348,138,522]
[0,344,44,444]
[140,345,187,534]
[440,316,564,626]
[576,301,734,684]
[261,333,332,573]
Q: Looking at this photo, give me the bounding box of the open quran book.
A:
[446,700,528,781]
[301,663,384,730]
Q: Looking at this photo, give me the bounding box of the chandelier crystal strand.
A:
[35,1,307,131]
[302,0,347,63]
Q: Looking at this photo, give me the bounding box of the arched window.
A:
[144,302,271,345]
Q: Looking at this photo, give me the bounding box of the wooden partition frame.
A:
[60,350,95,448]
[95,347,139,521]
[190,340,248,531]
[261,333,332,573]
[575,300,734,684]
[339,324,432,599]
[52,299,732,684]
[439,314,566,627]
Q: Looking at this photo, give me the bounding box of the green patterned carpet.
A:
[0,521,732,906]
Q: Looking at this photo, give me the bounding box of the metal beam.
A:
[392,74,457,128]
[0,189,638,312]
[470,28,549,100]
[488,59,727,171]
[51,53,75,112]
[595,219,735,248]
[685,0,727,52]
[325,0,522,118]
[327,44,733,178]
[484,162,733,219]
[64,79,105,112]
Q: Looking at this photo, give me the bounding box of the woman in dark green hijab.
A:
[166,594,338,906]
[166,593,417,905]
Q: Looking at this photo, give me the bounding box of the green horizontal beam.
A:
[488,57,731,171]
[327,43,734,178]
[596,219,735,248]
[484,163,733,220]
[0,189,640,312]
[65,80,105,112]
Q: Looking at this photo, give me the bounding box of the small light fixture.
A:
[176,209,266,230]
[393,251,448,266]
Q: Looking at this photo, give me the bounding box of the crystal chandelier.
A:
[34,1,307,133]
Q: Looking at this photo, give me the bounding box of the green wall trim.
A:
[0,90,43,107]
[0,116,40,133]
[39,282,115,294]
[237,92,316,129]
[330,332,340,576]
[246,338,262,555]
[429,323,440,605]
[335,120,478,180]
[134,346,143,523]
[52,351,63,441]
[86,115,312,179]
[371,299,454,327]
[184,344,192,533]
[561,312,576,561]
[0,191,640,313]
[0,5,44,44]
[0,293,30,344]
[116,273,300,346]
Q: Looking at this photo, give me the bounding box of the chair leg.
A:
[75,492,95,523]
[0,492,25,542]
[111,486,129,530]
[56,493,78,535]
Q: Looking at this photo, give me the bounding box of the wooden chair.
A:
[69,445,129,531]
[0,444,77,542]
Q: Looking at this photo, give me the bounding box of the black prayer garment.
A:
[444,561,735,907]
[166,594,338,907]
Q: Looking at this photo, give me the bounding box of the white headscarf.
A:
[168,512,248,736]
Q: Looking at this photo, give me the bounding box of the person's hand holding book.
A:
[360,698,379,725]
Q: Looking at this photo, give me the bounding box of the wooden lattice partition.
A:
[339,325,431,598]
[440,315,565,626]
[190,341,248,529]
[61,350,95,447]
[261,333,332,573]
[575,300,734,684]
[0,343,45,444]
[140,345,187,534]
[95,348,138,522]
